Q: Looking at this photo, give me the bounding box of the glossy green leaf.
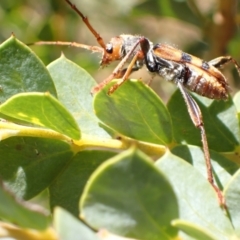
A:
[224,169,240,236]
[0,137,73,199]
[233,92,240,136]
[0,35,56,103]
[172,220,218,240]
[156,151,235,240]
[49,151,116,217]
[233,91,240,112]
[54,207,99,240]
[0,92,80,140]
[47,56,110,138]
[167,90,239,152]
[80,147,178,240]
[94,80,172,145]
[0,182,49,230]
[171,145,239,189]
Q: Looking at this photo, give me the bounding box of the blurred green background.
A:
[0,0,240,99]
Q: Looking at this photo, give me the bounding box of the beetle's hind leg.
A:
[177,81,225,208]
[209,56,240,75]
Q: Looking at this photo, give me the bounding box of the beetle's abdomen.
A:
[183,63,228,100]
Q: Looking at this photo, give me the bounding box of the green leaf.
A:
[94,80,172,145]
[0,35,57,103]
[233,91,240,135]
[172,219,218,240]
[224,169,240,236]
[49,151,116,217]
[171,145,239,189]
[47,56,110,138]
[0,182,49,230]
[167,89,239,152]
[54,207,99,240]
[0,137,73,199]
[0,92,80,140]
[233,91,240,112]
[80,147,178,240]
[156,151,235,240]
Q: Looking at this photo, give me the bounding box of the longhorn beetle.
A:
[32,0,240,206]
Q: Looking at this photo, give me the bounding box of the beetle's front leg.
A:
[107,54,142,94]
[92,38,145,94]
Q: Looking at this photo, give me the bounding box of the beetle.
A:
[32,0,240,206]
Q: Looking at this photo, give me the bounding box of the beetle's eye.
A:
[106,43,113,53]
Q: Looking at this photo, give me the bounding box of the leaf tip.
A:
[10,32,16,38]
[60,52,66,58]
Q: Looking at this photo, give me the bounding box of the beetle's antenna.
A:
[64,0,106,49]
[27,41,103,53]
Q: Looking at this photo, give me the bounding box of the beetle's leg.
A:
[116,67,140,78]
[147,74,156,86]
[92,56,138,94]
[177,81,225,207]
[107,53,142,94]
[209,56,240,75]
[92,37,146,94]
[106,37,154,94]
